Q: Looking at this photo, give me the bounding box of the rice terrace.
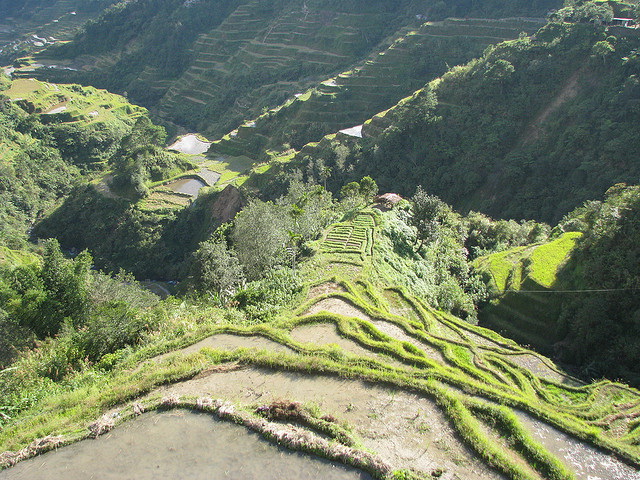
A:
[1,208,640,479]
[1,0,640,479]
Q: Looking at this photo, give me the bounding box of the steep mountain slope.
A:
[0,74,191,250]
[0,0,115,63]
[210,16,546,158]
[23,0,561,136]
[274,20,640,223]
[474,184,640,383]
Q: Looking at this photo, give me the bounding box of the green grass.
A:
[0,246,40,268]
[200,153,256,185]
[4,78,146,126]
[473,232,583,292]
[1,213,638,479]
[527,232,582,288]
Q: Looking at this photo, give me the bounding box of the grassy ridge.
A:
[472,232,582,352]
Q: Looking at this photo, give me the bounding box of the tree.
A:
[410,186,447,250]
[592,40,614,65]
[232,200,290,280]
[11,240,91,337]
[359,176,379,202]
[192,238,244,300]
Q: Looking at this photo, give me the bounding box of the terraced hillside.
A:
[157,2,416,136]
[472,232,582,354]
[266,20,640,223]
[3,78,146,126]
[0,0,113,63]
[211,17,546,159]
[2,209,640,480]
[19,0,563,138]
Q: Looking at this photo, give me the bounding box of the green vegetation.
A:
[278,20,640,223]
[1,2,640,477]
[0,0,116,63]
[2,202,640,480]
[0,74,184,252]
[475,185,640,384]
[28,0,561,138]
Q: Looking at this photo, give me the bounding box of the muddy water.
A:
[290,323,405,368]
[167,178,206,197]
[515,411,640,480]
[506,353,583,386]
[305,297,371,321]
[303,298,445,365]
[168,134,211,155]
[0,411,370,480]
[371,320,446,365]
[155,367,504,479]
[153,333,293,363]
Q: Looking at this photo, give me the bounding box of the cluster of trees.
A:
[110,117,194,198]
[0,240,159,372]
[550,0,640,24]
[0,96,80,249]
[379,187,549,321]
[549,0,615,24]
[1,76,193,255]
[189,178,340,320]
[290,20,640,224]
[553,184,640,382]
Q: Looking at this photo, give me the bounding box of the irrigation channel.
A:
[0,411,371,480]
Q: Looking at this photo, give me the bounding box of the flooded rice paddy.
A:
[0,411,371,480]
[156,367,504,479]
[515,411,640,480]
[166,178,207,197]
[168,134,211,155]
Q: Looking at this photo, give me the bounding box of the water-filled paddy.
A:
[0,411,372,480]
[167,177,207,197]
[168,134,211,155]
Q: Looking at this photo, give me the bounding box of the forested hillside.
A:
[0,74,192,250]
[276,19,640,223]
[26,0,561,136]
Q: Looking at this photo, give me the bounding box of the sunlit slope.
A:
[472,232,582,352]
[158,3,413,137]
[2,212,639,480]
[3,78,146,125]
[269,22,640,223]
